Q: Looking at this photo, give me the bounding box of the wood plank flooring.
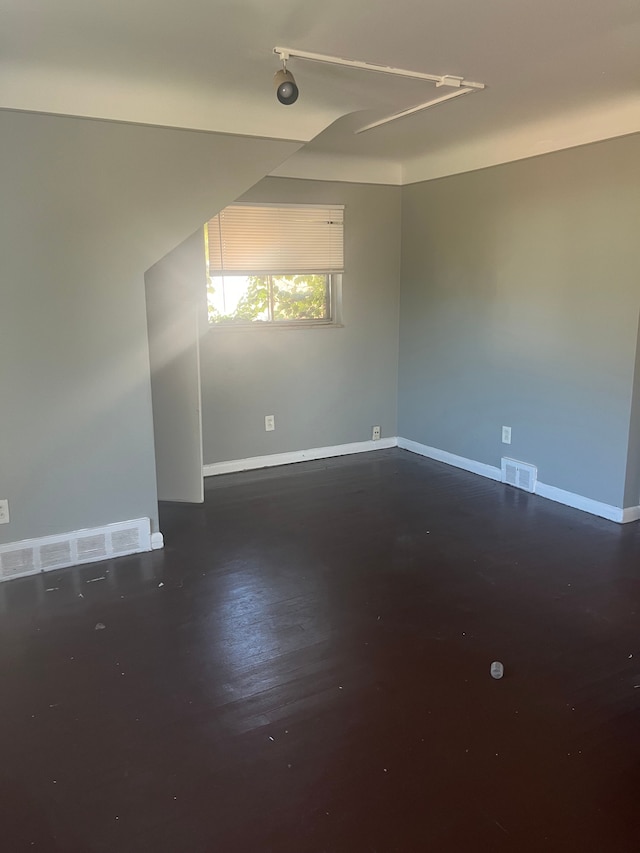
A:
[1,448,640,851]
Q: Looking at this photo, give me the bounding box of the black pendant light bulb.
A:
[274,60,298,105]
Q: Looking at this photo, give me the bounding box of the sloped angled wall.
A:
[0,110,299,544]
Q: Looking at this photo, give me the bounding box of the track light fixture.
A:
[274,56,298,105]
[272,46,485,131]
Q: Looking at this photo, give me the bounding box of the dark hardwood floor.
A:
[2,448,640,852]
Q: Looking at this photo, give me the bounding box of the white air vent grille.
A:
[1,548,36,577]
[111,527,141,554]
[501,458,537,493]
[0,518,153,583]
[40,541,72,569]
[77,534,107,560]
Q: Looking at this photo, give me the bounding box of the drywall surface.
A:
[145,231,206,503]
[199,177,401,463]
[399,134,640,508]
[623,309,640,508]
[0,110,299,544]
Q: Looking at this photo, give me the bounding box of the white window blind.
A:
[206,204,344,275]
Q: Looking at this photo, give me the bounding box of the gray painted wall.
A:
[5,105,636,552]
[200,177,401,463]
[145,231,205,503]
[0,110,299,545]
[623,310,640,507]
[399,134,640,508]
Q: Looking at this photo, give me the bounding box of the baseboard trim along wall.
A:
[0,517,159,583]
[203,435,639,523]
[398,436,639,524]
[151,532,165,550]
[397,437,503,482]
[5,437,634,585]
[203,437,398,477]
[621,506,640,523]
[533,482,630,524]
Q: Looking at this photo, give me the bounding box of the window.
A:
[205,203,344,327]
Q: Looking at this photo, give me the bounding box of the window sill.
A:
[207,321,344,333]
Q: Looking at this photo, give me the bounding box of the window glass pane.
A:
[207,275,269,323]
[272,275,329,321]
[207,273,331,325]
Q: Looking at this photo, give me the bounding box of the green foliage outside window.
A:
[208,274,330,324]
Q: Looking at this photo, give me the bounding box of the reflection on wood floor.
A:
[1,448,640,852]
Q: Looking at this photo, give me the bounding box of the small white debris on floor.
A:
[45,587,59,592]
[77,593,84,599]
[158,582,164,588]
[94,623,106,631]
[86,576,106,584]
[268,736,274,741]
[490,661,504,679]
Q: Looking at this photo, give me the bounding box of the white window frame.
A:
[205,203,344,331]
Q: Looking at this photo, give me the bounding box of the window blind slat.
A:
[206,204,344,274]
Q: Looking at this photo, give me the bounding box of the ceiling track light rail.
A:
[272,46,485,132]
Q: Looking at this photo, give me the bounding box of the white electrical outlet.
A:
[0,499,9,524]
[265,415,275,432]
[502,426,512,445]
[372,425,381,441]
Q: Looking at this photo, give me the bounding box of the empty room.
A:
[2,1,640,850]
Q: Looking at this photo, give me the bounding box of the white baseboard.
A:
[534,482,626,523]
[397,436,502,482]
[622,506,640,524]
[0,517,154,583]
[150,532,165,550]
[203,437,398,477]
[202,434,638,525]
[397,436,638,524]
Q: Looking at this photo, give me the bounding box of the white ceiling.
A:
[2,0,639,183]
